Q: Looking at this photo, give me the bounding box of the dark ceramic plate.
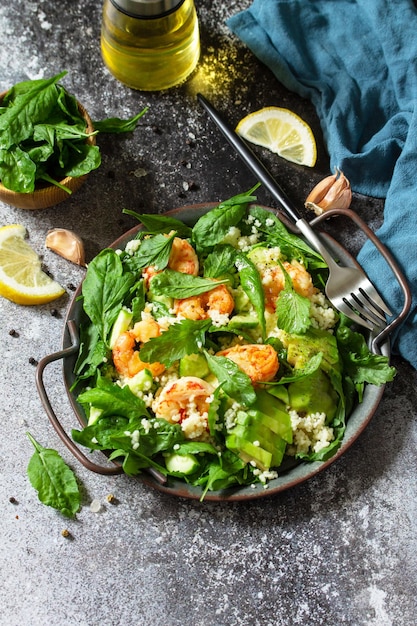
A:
[39,203,402,502]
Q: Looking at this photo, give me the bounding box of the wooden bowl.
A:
[0,93,95,210]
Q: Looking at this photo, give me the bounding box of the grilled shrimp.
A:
[262,260,316,312]
[174,284,234,321]
[152,376,214,440]
[216,343,279,384]
[112,318,165,378]
[143,235,199,285]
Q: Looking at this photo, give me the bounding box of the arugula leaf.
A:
[131,232,175,270]
[275,263,311,334]
[122,211,193,238]
[150,269,227,298]
[72,321,109,383]
[77,374,149,420]
[139,319,211,366]
[192,186,259,251]
[26,432,80,518]
[204,351,256,406]
[81,249,136,343]
[235,251,266,339]
[336,325,396,385]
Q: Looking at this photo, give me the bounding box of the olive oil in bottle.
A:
[101,0,200,91]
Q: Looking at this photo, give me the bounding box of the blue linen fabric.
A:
[228,0,417,368]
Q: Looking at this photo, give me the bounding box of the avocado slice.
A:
[287,327,340,374]
[179,353,210,378]
[288,368,338,419]
[226,434,272,470]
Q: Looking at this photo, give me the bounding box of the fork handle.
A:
[198,93,342,266]
[198,93,301,224]
[295,218,339,268]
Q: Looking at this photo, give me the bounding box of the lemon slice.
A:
[236,107,317,167]
[0,224,65,305]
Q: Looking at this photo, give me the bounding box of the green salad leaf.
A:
[81,248,136,344]
[150,269,228,299]
[139,319,212,367]
[26,432,80,518]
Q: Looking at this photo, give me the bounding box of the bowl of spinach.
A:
[0,72,98,210]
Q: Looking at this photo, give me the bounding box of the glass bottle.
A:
[101,0,200,91]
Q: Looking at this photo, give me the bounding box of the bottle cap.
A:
[111,0,184,18]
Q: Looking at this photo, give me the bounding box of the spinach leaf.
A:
[139,319,211,366]
[203,245,236,278]
[123,210,193,238]
[0,72,66,148]
[0,145,37,193]
[92,108,148,133]
[192,186,259,251]
[204,351,256,406]
[26,432,80,518]
[150,269,227,298]
[131,232,176,270]
[81,249,136,344]
[235,251,266,339]
[275,263,311,334]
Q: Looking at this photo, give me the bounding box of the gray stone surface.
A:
[1,1,416,625]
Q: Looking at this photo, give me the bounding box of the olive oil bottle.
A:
[101,0,200,91]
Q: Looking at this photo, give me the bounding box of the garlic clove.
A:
[45,228,86,266]
[305,169,352,215]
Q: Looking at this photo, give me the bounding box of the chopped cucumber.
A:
[179,353,209,378]
[125,369,153,396]
[87,406,103,426]
[109,308,133,349]
[165,452,199,475]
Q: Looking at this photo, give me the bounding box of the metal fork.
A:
[197,94,391,332]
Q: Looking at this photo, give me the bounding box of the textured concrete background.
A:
[1,1,416,625]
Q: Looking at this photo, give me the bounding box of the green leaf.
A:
[139,319,211,366]
[0,145,36,192]
[58,143,101,177]
[26,432,80,518]
[0,72,66,148]
[123,211,193,238]
[204,351,256,406]
[192,187,259,251]
[92,108,148,133]
[77,374,149,420]
[81,249,136,343]
[132,232,176,270]
[336,325,396,385]
[203,245,237,278]
[150,269,227,298]
[235,251,266,339]
[275,263,311,334]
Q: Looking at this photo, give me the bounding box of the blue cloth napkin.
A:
[228,0,417,369]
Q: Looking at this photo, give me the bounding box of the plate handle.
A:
[309,207,412,353]
[36,320,167,484]
[35,320,123,475]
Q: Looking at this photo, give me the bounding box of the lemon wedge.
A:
[0,224,66,305]
[236,107,317,167]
